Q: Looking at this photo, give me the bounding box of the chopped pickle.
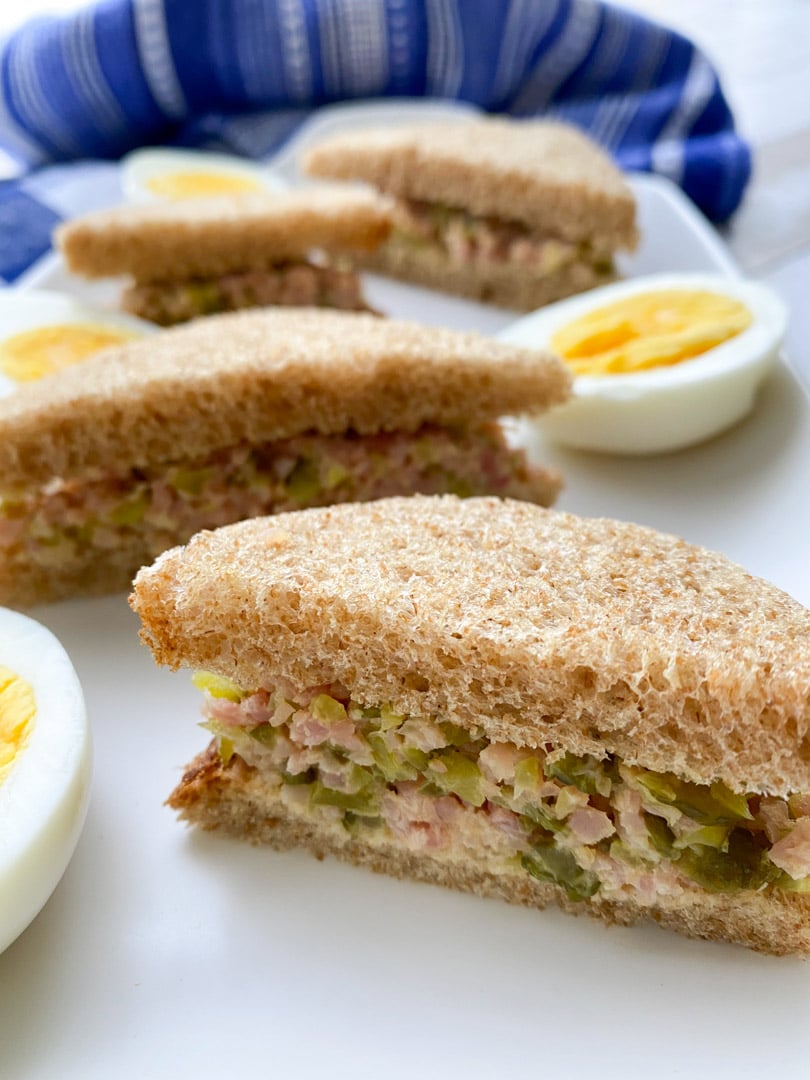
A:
[521,844,599,902]
[192,670,243,702]
[170,466,213,497]
[285,458,320,502]
[324,462,351,489]
[513,756,543,799]
[634,769,753,825]
[367,731,419,782]
[645,813,675,856]
[677,829,778,893]
[545,752,613,797]
[249,723,276,747]
[108,491,148,526]
[427,750,484,807]
[775,873,810,894]
[218,736,234,765]
[344,812,383,833]
[674,824,731,851]
[521,804,564,834]
[310,782,380,816]
[310,694,347,724]
[379,704,405,731]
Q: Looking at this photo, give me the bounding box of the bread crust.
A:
[0,309,570,491]
[168,744,810,956]
[303,118,637,248]
[361,240,616,311]
[56,188,392,282]
[131,495,810,797]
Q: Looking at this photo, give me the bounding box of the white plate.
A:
[3,107,810,1080]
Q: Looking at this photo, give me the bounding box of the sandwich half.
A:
[132,496,810,956]
[304,118,638,311]
[0,310,568,607]
[56,188,391,325]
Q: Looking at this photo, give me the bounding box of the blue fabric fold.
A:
[0,0,750,284]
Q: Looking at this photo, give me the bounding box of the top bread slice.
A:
[56,187,392,283]
[0,309,569,492]
[303,118,637,249]
[132,495,810,799]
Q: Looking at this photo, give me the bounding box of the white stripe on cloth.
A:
[591,26,669,150]
[133,0,187,120]
[0,67,50,167]
[491,0,561,105]
[8,30,82,157]
[277,0,314,102]
[651,51,716,186]
[426,0,463,99]
[509,0,601,114]
[64,8,129,137]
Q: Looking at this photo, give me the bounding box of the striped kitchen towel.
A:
[0,0,750,284]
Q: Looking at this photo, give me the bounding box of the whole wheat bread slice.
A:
[0,308,569,492]
[131,495,810,955]
[132,495,810,798]
[303,118,637,248]
[56,187,392,283]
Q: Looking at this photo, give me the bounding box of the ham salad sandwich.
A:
[131,495,810,956]
[304,117,638,311]
[56,188,391,325]
[0,310,568,607]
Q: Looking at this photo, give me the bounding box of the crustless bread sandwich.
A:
[0,310,568,607]
[56,188,391,325]
[132,496,810,956]
[304,118,638,311]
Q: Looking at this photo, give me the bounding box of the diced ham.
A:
[768,818,810,880]
[479,742,521,784]
[568,807,615,844]
[208,697,250,728]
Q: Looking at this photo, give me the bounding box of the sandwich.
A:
[0,310,568,608]
[55,188,392,325]
[303,118,638,311]
[131,496,810,956]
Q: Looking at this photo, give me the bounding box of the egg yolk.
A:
[145,171,263,199]
[0,323,138,383]
[0,666,35,785]
[551,290,753,376]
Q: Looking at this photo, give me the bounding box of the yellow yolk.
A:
[0,666,35,785]
[0,323,138,383]
[144,171,263,199]
[551,290,753,376]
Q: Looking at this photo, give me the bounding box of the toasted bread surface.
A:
[168,743,810,956]
[304,118,637,247]
[56,188,392,282]
[132,495,810,797]
[0,309,569,491]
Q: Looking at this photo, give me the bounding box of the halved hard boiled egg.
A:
[120,148,288,204]
[0,290,155,398]
[0,607,91,954]
[498,273,788,455]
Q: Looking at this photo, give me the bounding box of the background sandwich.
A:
[56,188,391,325]
[0,310,568,607]
[304,118,638,311]
[132,496,810,956]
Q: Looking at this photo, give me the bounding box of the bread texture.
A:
[362,240,615,311]
[303,118,637,248]
[168,744,810,956]
[56,188,392,282]
[0,309,569,491]
[132,495,810,798]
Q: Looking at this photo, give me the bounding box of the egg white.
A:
[0,290,155,398]
[0,608,91,955]
[120,148,288,204]
[498,273,788,455]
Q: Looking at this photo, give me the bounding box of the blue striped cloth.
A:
[0,0,750,284]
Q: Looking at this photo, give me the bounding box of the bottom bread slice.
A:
[171,743,810,957]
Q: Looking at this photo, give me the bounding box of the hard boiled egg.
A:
[0,607,90,954]
[0,290,155,398]
[120,148,288,204]
[498,273,788,455]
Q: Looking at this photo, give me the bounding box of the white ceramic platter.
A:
[2,102,810,1080]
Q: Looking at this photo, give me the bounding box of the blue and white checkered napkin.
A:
[0,0,750,284]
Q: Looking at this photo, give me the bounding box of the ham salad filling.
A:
[391,198,616,278]
[124,261,371,326]
[195,674,810,904]
[0,423,556,572]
